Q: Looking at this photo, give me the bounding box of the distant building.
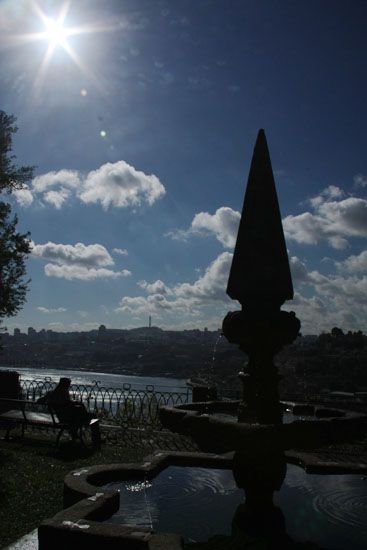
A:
[14,328,21,337]
[98,324,107,340]
[28,327,37,337]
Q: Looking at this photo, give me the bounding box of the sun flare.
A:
[3,0,115,96]
[29,1,94,92]
[42,16,69,48]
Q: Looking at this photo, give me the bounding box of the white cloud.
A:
[308,271,367,305]
[115,248,367,333]
[44,264,131,281]
[116,293,200,317]
[284,189,367,249]
[47,321,100,332]
[43,188,71,209]
[289,256,309,284]
[168,207,240,248]
[36,307,67,314]
[284,212,326,246]
[283,255,367,333]
[116,252,234,318]
[13,186,34,207]
[13,170,80,208]
[79,160,165,210]
[335,250,367,273]
[32,169,81,193]
[138,279,172,295]
[174,252,233,302]
[32,241,131,281]
[284,293,329,334]
[168,186,365,252]
[32,242,114,267]
[309,185,344,207]
[14,163,165,211]
[191,207,240,248]
[112,248,128,256]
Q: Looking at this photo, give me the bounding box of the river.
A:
[0,365,188,393]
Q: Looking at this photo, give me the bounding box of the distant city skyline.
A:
[1,0,366,334]
[7,323,219,336]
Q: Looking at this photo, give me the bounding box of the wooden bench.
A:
[0,398,100,448]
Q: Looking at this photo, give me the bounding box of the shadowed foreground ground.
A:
[0,431,149,548]
[1,427,366,549]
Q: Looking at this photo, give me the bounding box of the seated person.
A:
[38,377,100,447]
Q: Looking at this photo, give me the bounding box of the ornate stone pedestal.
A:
[223,309,300,424]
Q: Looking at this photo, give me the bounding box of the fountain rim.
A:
[39,451,233,550]
[160,399,359,419]
[158,400,367,460]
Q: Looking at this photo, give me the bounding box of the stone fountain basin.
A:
[38,451,232,550]
[159,400,367,454]
[38,449,367,550]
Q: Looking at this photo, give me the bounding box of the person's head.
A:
[58,377,71,389]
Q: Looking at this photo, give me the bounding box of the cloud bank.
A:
[116,252,234,320]
[14,162,165,210]
[284,187,367,249]
[168,185,367,252]
[168,206,240,248]
[36,306,67,314]
[115,245,367,333]
[284,250,367,333]
[32,241,131,280]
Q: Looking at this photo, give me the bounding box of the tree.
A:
[0,111,33,327]
[0,203,31,318]
[331,327,344,339]
[1,112,34,192]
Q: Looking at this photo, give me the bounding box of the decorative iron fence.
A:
[20,378,192,428]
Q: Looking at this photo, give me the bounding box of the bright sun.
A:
[30,2,89,90]
[43,17,69,47]
[6,0,112,94]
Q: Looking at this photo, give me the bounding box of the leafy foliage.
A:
[0,111,34,192]
[0,111,33,324]
[0,202,31,317]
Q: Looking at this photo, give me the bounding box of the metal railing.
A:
[20,378,192,428]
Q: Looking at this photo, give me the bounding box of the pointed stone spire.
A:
[227,129,293,310]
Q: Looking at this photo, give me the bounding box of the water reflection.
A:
[105,461,367,549]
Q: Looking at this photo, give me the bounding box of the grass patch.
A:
[0,431,149,548]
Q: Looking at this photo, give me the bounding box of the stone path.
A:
[4,529,38,550]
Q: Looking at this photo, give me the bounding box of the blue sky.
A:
[1,0,366,334]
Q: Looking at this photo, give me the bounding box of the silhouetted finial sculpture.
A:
[222,130,300,424]
[227,129,293,310]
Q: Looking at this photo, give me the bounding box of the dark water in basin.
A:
[104,465,367,548]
